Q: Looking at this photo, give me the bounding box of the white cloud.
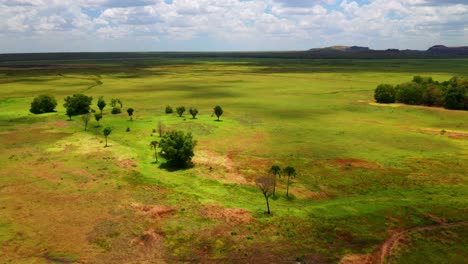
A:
[0,0,466,52]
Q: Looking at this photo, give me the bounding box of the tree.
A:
[395,82,425,105]
[149,140,159,163]
[165,105,173,114]
[283,166,296,197]
[157,120,165,137]
[269,165,281,196]
[213,105,223,121]
[189,107,199,119]
[159,130,197,167]
[111,107,122,115]
[110,98,123,108]
[444,86,466,110]
[30,94,57,114]
[63,94,93,118]
[127,108,134,120]
[97,96,106,114]
[82,113,91,131]
[256,177,275,215]
[94,113,103,127]
[103,127,112,147]
[374,84,396,103]
[176,106,186,117]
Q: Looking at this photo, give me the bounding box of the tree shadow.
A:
[214,119,223,122]
[158,162,194,172]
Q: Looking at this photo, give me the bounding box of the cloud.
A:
[0,0,466,52]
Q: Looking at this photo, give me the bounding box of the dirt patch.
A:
[131,203,176,219]
[419,129,468,139]
[291,187,329,200]
[193,150,248,185]
[118,159,137,169]
[130,228,163,247]
[201,204,253,224]
[339,254,374,264]
[55,120,69,128]
[334,158,381,170]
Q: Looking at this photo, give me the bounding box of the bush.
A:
[165,105,173,114]
[111,107,122,115]
[176,106,186,117]
[30,94,57,114]
[159,130,197,167]
[444,86,466,110]
[396,82,425,105]
[374,84,396,103]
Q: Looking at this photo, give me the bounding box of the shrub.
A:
[30,94,57,114]
[159,130,197,167]
[111,107,121,115]
[63,94,93,117]
[165,105,173,114]
[374,84,396,103]
[176,106,186,117]
[396,82,425,105]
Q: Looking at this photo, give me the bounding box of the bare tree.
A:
[81,112,91,131]
[256,177,275,215]
[157,120,165,137]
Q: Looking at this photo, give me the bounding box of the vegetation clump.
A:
[165,105,173,114]
[63,94,93,119]
[375,76,468,110]
[30,94,57,114]
[159,130,197,167]
[176,106,186,117]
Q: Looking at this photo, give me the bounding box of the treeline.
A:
[374,76,468,110]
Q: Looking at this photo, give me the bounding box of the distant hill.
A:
[1,45,467,63]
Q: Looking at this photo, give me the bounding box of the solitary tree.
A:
[127,108,134,120]
[176,106,186,117]
[165,105,173,114]
[213,105,223,121]
[269,164,282,196]
[189,107,199,119]
[94,113,103,127]
[63,94,93,119]
[256,177,275,215]
[97,96,106,114]
[30,94,57,114]
[81,112,92,131]
[157,120,165,137]
[149,140,159,163]
[159,130,197,167]
[283,166,296,197]
[103,127,112,147]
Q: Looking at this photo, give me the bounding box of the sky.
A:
[0,0,467,53]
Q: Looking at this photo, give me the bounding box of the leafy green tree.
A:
[176,106,186,117]
[283,166,296,197]
[97,96,106,114]
[81,113,91,131]
[374,84,396,103]
[150,141,159,163]
[189,107,199,119]
[103,127,112,147]
[395,82,425,105]
[111,107,122,115]
[127,108,134,120]
[444,86,466,110]
[63,94,93,118]
[256,177,275,215]
[159,130,197,167]
[30,94,57,114]
[213,105,223,121]
[269,165,281,196]
[165,105,173,114]
[94,113,103,127]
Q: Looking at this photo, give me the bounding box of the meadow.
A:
[0,58,467,263]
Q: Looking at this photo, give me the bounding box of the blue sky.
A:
[0,0,466,53]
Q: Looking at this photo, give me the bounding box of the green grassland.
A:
[0,58,467,263]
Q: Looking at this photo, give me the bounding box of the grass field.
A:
[0,58,467,263]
